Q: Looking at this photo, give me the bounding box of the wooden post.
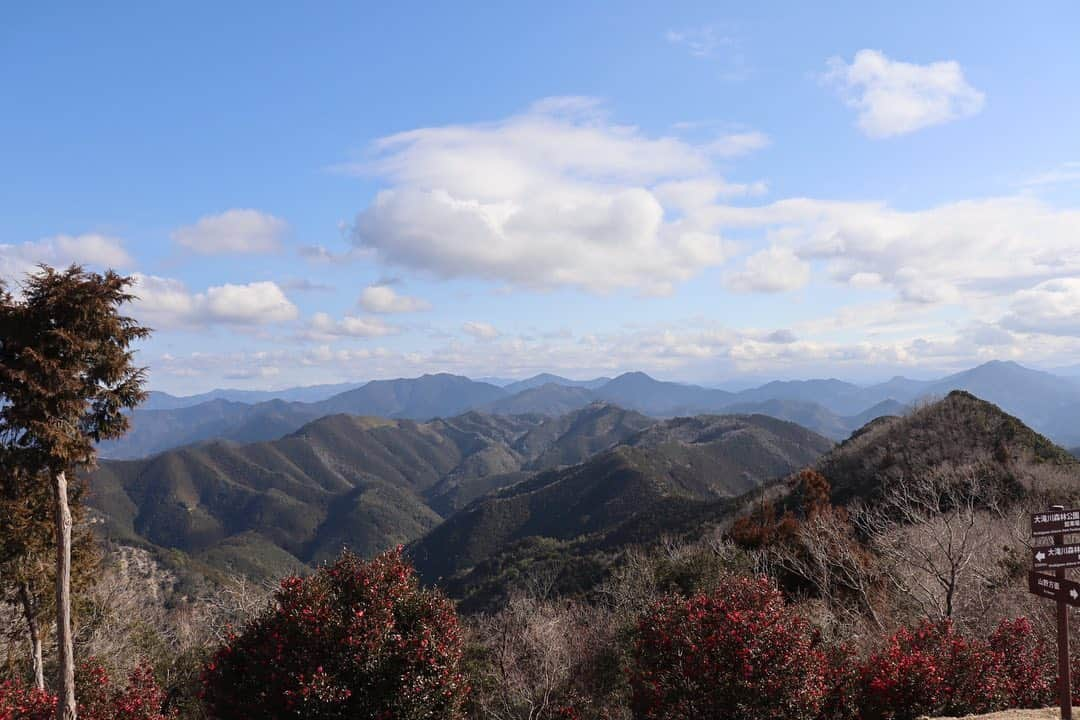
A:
[1053,504,1072,720]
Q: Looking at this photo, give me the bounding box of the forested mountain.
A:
[409,414,833,607]
[414,392,1080,611]
[86,404,655,580]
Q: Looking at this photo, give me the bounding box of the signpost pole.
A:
[1053,504,1072,720]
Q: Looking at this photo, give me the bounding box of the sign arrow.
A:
[1032,544,1080,570]
[1029,571,1080,607]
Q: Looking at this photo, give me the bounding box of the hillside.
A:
[87,404,660,580]
[922,361,1080,446]
[424,391,1080,612]
[410,414,832,601]
[812,390,1078,506]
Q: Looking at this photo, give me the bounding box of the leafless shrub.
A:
[854,462,1015,631]
[470,593,618,720]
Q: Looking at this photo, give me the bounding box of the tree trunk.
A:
[17,580,45,691]
[53,471,76,720]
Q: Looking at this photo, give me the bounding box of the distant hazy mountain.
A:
[102,374,508,459]
[312,373,505,417]
[699,398,910,441]
[96,399,324,459]
[593,372,735,414]
[480,383,596,417]
[919,361,1080,445]
[502,373,611,395]
[142,382,365,410]
[114,361,1080,460]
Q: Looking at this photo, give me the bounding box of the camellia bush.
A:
[200,548,468,720]
[0,662,172,720]
[856,617,1055,720]
[629,575,827,720]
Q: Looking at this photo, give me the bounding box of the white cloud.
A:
[706,196,1080,306]
[1002,278,1080,336]
[132,275,299,328]
[0,233,133,282]
[704,131,770,157]
[348,98,755,294]
[462,321,500,339]
[305,312,398,340]
[358,284,431,313]
[725,246,810,293]
[172,209,287,255]
[823,49,985,138]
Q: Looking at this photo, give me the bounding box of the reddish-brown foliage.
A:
[854,618,1054,720]
[200,548,468,720]
[0,662,172,720]
[629,576,827,720]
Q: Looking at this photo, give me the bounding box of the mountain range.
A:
[85,384,1080,614]
[86,403,830,583]
[88,404,657,578]
[104,361,1080,460]
[413,391,1080,610]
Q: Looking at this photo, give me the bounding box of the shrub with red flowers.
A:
[989,617,1054,709]
[0,681,54,720]
[200,547,468,720]
[0,662,172,720]
[628,575,827,720]
[855,618,1054,720]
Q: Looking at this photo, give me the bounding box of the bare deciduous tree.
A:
[855,462,1011,626]
[771,509,885,632]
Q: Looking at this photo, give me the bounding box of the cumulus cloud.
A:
[1002,278,1080,336]
[304,312,398,340]
[347,99,761,294]
[725,246,811,293]
[823,49,985,137]
[462,321,500,339]
[1,234,133,281]
[358,284,431,313]
[706,196,1080,306]
[131,275,299,328]
[172,209,287,255]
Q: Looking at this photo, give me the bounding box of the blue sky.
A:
[3,2,1079,393]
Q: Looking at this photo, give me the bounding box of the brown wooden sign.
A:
[1032,543,1080,570]
[1029,571,1080,606]
[1030,505,1074,720]
[1032,509,1080,537]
